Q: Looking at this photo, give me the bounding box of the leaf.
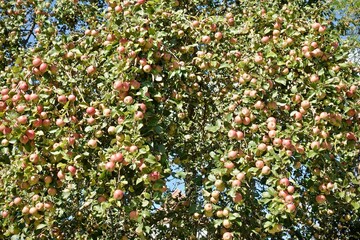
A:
[142,200,150,207]
[36,224,47,230]
[275,77,287,85]
[219,63,231,69]
[266,51,277,58]
[205,125,220,133]
[175,171,187,179]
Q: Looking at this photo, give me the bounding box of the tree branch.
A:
[24,18,36,47]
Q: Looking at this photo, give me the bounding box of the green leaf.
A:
[205,125,220,133]
[275,77,287,85]
[36,224,47,230]
[266,51,277,58]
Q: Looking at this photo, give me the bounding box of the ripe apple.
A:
[286,203,296,213]
[56,118,65,127]
[279,178,290,187]
[67,166,76,176]
[105,161,115,172]
[39,63,48,73]
[48,188,57,196]
[32,57,42,67]
[223,232,233,240]
[86,65,96,75]
[287,186,295,194]
[134,111,144,120]
[149,171,160,181]
[17,115,27,124]
[316,194,326,204]
[228,129,237,139]
[68,94,76,102]
[255,160,264,169]
[261,166,271,175]
[29,207,38,215]
[114,189,124,200]
[285,195,294,203]
[88,139,97,149]
[13,197,22,205]
[233,192,242,203]
[201,36,211,44]
[123,96,134,105]
[129,210,139,220]
[223,219,232,228]
[86,106,96,115]
[228,150,237,160]
[143,64,152,73]
[236,172,245,181]
[204,203,212,212]
[224,161,235,170]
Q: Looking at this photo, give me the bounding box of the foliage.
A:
[0,0,359,239]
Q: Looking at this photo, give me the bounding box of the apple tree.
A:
[0,0,359,239]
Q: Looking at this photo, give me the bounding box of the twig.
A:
[24,17,36,46]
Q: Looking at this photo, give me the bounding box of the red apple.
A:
[113,189,124,200]
[316,194,326,204]
[32,57,42,67]
[86,107,96,116]
[279,178,290,187]
[67,166,77,176]
[105,161,115,172]
[86,65,96,75]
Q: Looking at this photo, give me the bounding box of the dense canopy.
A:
[0,0,359,239]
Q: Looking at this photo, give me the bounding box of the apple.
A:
[233,192,242,203]
[105,161,115,172]
[134,111,144,120]
[26,130,35,140]
[285,195,294,203]
[88,139,97,149]
[149,171,160,181]
[310,74,319,83]
[48,188,57,196]
[86,106,96,115]
[204,203,212,212]
[287,186,295,194]
[123,96,134,105]
[56,118,65,127]
[286,203,296,213]
[223,232,233,240]
[201,36,211,44]
[261,36,270,44]
[98,196,107,203]
[67,166,77,176]
[224,161,235,170]
[30,118,42,128]
[143,64,152,73]
[228,150,237,160]
[261,166,271,175]
[279,178,290,187]
[257,143,267,152]
[114,189,124,200]
[223,219,232,228]
[17,115,27,124]
[214,32,223,40]
[44,176,52,184]
[86,65,96,75]
[39,62,48,73]
[236,172,245,181]
[68,94,76,102]
[129,210,139,220]
[228,129,237,139]
[255,160,264,169]
[316,194,326,204]
[32,57,42,67]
